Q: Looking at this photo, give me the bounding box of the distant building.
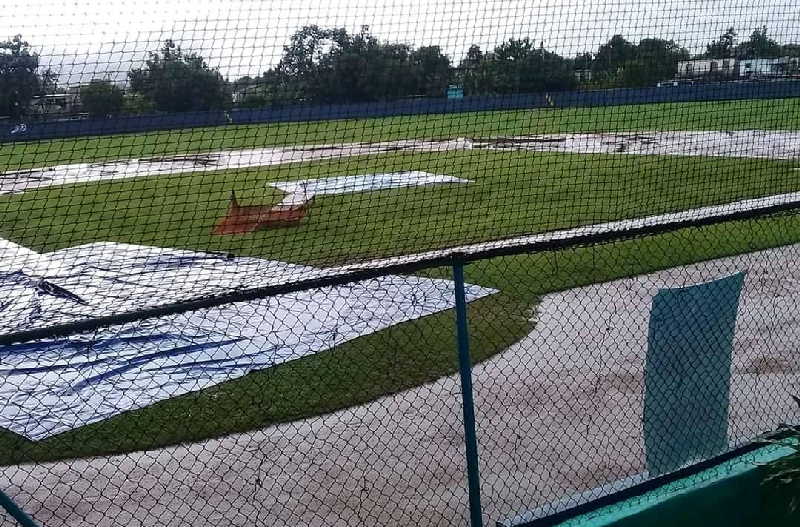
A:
[676,58,737,79]
[30,84,92,118]
[30,93,80,117]
[231,85,250,104]
[574,69,593,82]
[676,57,800,81]
[737,57,796,78]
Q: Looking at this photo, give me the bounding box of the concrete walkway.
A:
[3,243,800,527]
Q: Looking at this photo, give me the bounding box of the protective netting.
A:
[2,1,800,526]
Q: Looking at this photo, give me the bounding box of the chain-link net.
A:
[2,1,800,526]
[470,219,800,525]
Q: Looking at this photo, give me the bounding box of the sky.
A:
[1,0,799,84]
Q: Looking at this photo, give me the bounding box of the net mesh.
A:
[1,1,800,526]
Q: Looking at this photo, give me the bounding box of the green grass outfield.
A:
[1,99,800,464]
[2,151,797,262]
[2,97,799,171]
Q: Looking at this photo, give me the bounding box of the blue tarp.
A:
[644,272,746,476]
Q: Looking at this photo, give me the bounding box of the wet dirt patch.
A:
[737,355,800,375]
[490,136,568,144]
[0,168,54,182]
[595,371,642,394]
[138,154,222,166]
[470,131,800,159]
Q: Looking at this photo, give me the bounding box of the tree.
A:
[593,35,637,74]
[782,44,800,58]
[80,80,124,118]
[620,38,689,86]
[238,92,271,108]
[410,46,452,96]
[484,38,576,94]
[122,93,155,114]
[233,75,280,108]
[272,27,577,101]
[458,45,492,95]
[312,26,434,102]
[0,35,40,120]
[573,52,594,70]
[39,68,59,94]
[582,36,689,88]
[231,69,287,108]
[274,25,349,101]
[314,27,404,102]
[275,25,438,103]
[705,27,737,58]
[735,26,781,58]
[128,40,230,112]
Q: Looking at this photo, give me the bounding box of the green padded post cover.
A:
[644,272,745,476]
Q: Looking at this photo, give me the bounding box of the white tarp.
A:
[269,171,470,206]
[5,130,800,196]
[0,140,467,195]
[268,171,470,201]
[471,131,800,159]
[0,240,495,440]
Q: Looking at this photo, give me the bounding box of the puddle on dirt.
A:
[138,154,222,166]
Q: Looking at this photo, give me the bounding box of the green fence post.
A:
[453,260,484,527]
[0,489,41,527]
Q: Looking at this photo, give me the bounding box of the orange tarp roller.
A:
[212,191,312,235]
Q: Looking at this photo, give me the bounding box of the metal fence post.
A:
[0,489,41,527]
[452,260,484,527]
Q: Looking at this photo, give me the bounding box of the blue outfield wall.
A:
[3,80,800,144]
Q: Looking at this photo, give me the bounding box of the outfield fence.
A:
[4,80,800,144]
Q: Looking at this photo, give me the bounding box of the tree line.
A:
[1,25,799,120]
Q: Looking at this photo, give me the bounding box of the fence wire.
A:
[2,1,800,526]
